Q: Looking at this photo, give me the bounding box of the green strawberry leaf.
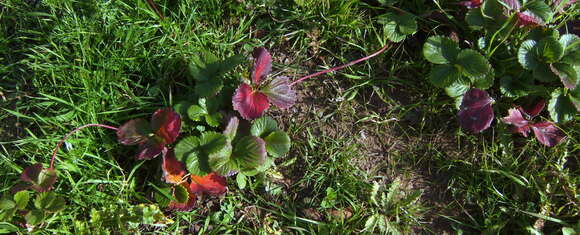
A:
[473,68,495,89]
[429,64,461,88]
[232,136,267,172]
[13,191,30,210]
[533,63,559,82]
[535,36,564,63]
[550,63,578,89]
[524,0,552,23]
[518,40,539,70]
[569,86,580,111]
[445,77,471,98]
[378,11,417,43]
[548,88,576,123]
[423,36,460,64]
[251,116,279,137]
[457,49,491,79]
[173,185,189,204]
[264,131,291,158]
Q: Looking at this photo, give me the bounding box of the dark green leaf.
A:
[500,76,531,98]
[457,49,491,79]
[251,116,279,137]
[548,89,576,123]
[524,0,552,23]
[378,12,417,42]
[445,77,470,98]
[13,191,30,210]
[473,68,495,89]
[0,222,19,233]
[429,64,461,88]
[34,192,56,210]
[208,142,236,176]
[518,40,539,70]
[423,36,460,64]
[568,87,580,111]
[45,197,65,213]
[173,185,189,204]
[535,36,564,63]
[533,63,559,82]
[466,8,484,29]
[0,209,16,222]
[550,63,578,89]
[264,131,291,158]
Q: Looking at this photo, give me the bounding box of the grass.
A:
[1,0,579,234]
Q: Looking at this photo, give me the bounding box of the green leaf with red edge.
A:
[190,172,227,195]
[162,150,186,184]
[116,119,151,145]
[21,164,57,192]
[550,63,578,90]
[223,117,239,141]
[167,182,196,211]
[531,122,566,147]
[173,184,189,203]
[261,76,297,109]
[233,83,271,120]
[151,108,181,145]
[232,136,267,171]
[252,47,272,84]
[457,89,495,133]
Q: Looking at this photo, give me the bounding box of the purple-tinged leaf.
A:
[232,83,270,120]
[502,108,531,137]
[516,12,544,27]
[502,0,521,10]
[136,140,165,160]
[251,47,272,84]
[223,116,239,141]
[531,122,566,147]
[262,76,297,109]
[151,108,181,145]
[550,63,578,90]
[459,0,482,8]
[20,164,57,192]
[117,119,151,145]
[457,89,495,133]
[520,99,546,119]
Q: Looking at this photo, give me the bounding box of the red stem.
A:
[146,0,165,19]
[290,43,391,86]
[50,124,118,169]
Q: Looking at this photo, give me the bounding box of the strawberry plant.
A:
[4,42,391,231]
[422,0,578,146]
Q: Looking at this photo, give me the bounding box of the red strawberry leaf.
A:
[531,122,566,147]
[117,119,151,145]
[516,12,544,27]
[262,76,297,109]
[162,150,186,184]
[151,108,181,145]
[520,99,546,119]
[167,182,196,211]
[251,47,272,84]
[136,139,165,160]
[501,108,531,137]
[232,83,270,120]
[20,164,57,192]
[190,172,227,195]
[457,89,495,133]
